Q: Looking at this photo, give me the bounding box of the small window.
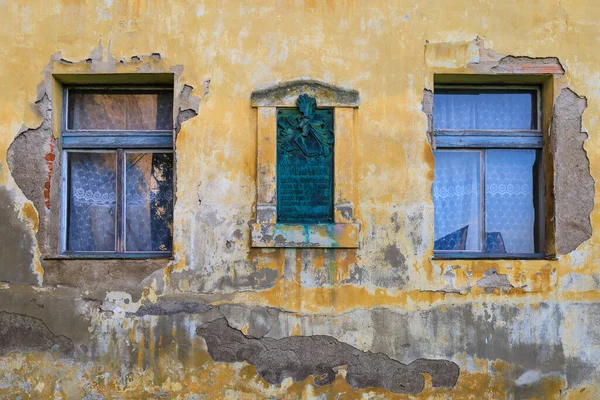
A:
[432,87,544,258]
[61,87,174,257]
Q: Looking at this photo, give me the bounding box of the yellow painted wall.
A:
[1,1,600,398]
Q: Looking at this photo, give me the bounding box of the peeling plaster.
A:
[476,268,516,292]
[2,2,600,398]
[197,317,459,394]
[551,88,595,254]
[6,45,201,291]
[467,38,566,75]
[0,188,37,285]
[0,311,74,357]
[7,93,54,263]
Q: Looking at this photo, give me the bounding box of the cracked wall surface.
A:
[198,318,459,394]
[0,188,37,284]
[551,88,595,254]
[1,1,600,398]
[0,311,74,357]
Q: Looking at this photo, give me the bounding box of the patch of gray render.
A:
[0,188,37,284]
[134,298,213,316]
[6,93,55,256]
[197,318,459,395]
[212,264,280,292]
[380,243,408,288]
[218,304,282,338]
[0,311,74,357]
[251,79,359,107]
[176,84,201,132]
[476,268,516,293]
[551,88,594,254]
[422,88,434,147]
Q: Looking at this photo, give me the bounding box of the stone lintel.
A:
[251,79,359,108]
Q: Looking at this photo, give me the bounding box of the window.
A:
[432,87,544,258]
[250,80,360,248]
[60,87,174,257]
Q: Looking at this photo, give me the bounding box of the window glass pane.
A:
[125,153,173,252]
[485,149,536,253]
[433,91,536,130]
[67,152,117,251]
[68,91,173,131]
[433,151,482,251]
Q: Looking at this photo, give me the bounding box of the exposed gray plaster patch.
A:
[384,244,406,271]
[7,93,55,256]
[340,265,366,285]
[176,84,201,131]
[197,318,459,394]
[380,244,408,287]
[134,298,213,316]
[213,266,279,291]
[251,79,359,107]
[0,311,74,357]
[218,304,281,338]
[335,203,354,221]
[476,268,515,292]
[0,188,36,285]
[44,258,167,296]
[422,88,434,147]
[551,88,594,254]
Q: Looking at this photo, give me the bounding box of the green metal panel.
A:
[277,94,334,223]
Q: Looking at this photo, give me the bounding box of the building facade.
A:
[1,1,599,398]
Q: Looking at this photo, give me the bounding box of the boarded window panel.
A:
[125,153,174,252]
[67,91,173,131]
[67,152,117,252]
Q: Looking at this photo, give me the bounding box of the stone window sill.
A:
[251,223,360,248]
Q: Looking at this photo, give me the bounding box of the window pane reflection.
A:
[433,151,481,251]
[68,91,173,131]
[67,152,117,251]
[485,149,536,253]
[125,153,174,252]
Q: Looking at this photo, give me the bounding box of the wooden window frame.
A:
[432,85,546,260]
[59,86,175,259]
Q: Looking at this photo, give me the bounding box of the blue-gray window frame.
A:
[432,85,545,260]
[59,86,175,259]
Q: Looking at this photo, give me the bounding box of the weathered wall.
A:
[1,1,600,398]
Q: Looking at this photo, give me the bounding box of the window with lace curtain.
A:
[432,86,544,258]
[60,87,174,257]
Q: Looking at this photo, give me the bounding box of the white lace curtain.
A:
[433,150,535,253]
[434,92,534,130]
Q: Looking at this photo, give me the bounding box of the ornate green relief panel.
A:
[277,94,334,223]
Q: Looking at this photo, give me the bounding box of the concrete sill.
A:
[251,223,360,248]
